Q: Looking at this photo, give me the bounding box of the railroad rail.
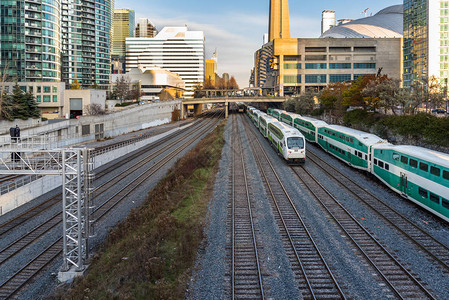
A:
[0,117,209,238]
[0,113,223,299]
[230,115,265,299]
[242,115,346,299]
[291,165,436,299]
[307,148,449,273]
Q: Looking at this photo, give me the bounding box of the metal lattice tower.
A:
[0,135,93,272]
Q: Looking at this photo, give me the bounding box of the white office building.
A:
[125,27,205,97]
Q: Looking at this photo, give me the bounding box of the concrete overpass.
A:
[181,97,286,118]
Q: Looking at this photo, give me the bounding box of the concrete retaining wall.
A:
[0,100,181,149]
[0,118,47,136]
[0,121,193,216]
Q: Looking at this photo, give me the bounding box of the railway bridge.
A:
[181,97,286,118]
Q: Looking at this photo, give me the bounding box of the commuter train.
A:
[266,108,449,222]
[247,107,306,164]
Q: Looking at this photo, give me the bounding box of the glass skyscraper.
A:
[0,0,62,82]
[0,0,112,87]
[403,0,449,87]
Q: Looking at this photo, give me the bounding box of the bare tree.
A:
[84,104,106,115]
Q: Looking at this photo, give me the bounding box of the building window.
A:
[37,86,42,93]
[20,86,27,92]
[305,75,327,83]
[53,95,58,102]
[284,75,301,84]
[43,95,51,102]
[52,86,57,93]
[284,63,301,69]
[329,63,351,69]
[354,63,376,69]
[29,86,34,93]
[329,74,352,83]
[306,63,327,69]
[43,86,51,93]
[36,95,41,102]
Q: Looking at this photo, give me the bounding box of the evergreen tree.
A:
[24,92,40,118]
[10,84,29,120]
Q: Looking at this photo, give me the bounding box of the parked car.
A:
[432,108,447,114]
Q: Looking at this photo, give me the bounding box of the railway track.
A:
[0,114,223,299]
[242,116,346,299]
[0,118,205,238]
[230,115,265,299]
[307,148,449,273]
[291,165,436,299]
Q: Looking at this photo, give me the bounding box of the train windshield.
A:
[287,137,304,149]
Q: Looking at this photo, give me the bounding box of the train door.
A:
[400,172,408,195]
[347,148,352,165]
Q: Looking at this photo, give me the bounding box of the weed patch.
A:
[53,122,225,300]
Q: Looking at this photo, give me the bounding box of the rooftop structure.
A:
[320,5,403,39]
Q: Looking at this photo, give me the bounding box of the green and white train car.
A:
[293,116,328,143]
[280,111,301,126]
[268,109,284,121]
[252,109,264,128]
[317,125,386,171]
[268,121,306,164]
[259,113,278,138]
[371,144,449,222]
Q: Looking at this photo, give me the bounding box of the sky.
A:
[115,0,400,87]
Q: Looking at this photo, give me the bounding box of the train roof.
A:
[271,109,285,114]
[296,116,328,127]
[373,144,449,167]
[260,114,277,121]
[325,125,385,145]
[271,121,304,137]
[281,111,301,118]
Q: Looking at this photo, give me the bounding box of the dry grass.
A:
[52,122,225,300]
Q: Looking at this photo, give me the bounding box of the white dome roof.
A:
[320,5,403,39]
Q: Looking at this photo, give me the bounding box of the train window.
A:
[365,155,368,160]
[430,166,440,176]
[374,158,378,165]
[429,193,440,204]
[419,162,428,172]
[358,152,362,158]
[379,161,384,168]
[385,163,389,171]
[392,153,400,161]
[346,137,349,142]
[400,156,408,164]
[443,170,449,180]
[418,187,428,198]
[350,138,354,143]
[410,159,418,168]
[443,198,449,209]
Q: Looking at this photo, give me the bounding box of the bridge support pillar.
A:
[181,104,186,119]
[225,101,229,119]
[194,104,203,116]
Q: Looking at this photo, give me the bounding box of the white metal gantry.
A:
[0,135,94,272]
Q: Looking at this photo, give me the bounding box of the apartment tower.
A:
[403,0,449,87]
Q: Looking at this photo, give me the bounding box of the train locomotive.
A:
[248,106,306,164]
